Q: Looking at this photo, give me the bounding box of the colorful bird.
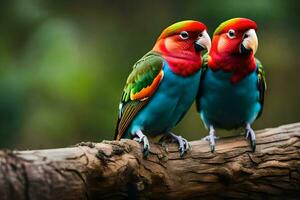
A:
[115,20,211,157]
[196,18,266,152]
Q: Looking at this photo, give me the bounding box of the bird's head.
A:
[153,20,211,58]
[153,20,211,76]
[211,18,258,57]
[208,18,259,83]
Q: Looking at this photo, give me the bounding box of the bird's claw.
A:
[178,136,190,157]
[202,125,217,153]
[133,130,150,157]
[202,134,217,152]
[168,132,190,157]
[245,124,256,152]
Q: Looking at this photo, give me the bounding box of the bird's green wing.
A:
[195,52,209,113]
[114,51,164,140]
[256,58,267,119]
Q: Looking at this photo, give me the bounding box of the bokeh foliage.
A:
[0,0,299,149]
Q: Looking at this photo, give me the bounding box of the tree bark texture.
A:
[0,123,300,200]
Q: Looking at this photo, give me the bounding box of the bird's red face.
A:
[212,19,258,56]
[153,20,211,76]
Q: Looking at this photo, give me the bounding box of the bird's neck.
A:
[163,54,202,76]
[153,44,202,76]
[208,51,256,84]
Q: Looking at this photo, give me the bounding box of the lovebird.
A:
[196,18,266,152]
[114,20,211,156]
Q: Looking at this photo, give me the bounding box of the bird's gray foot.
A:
[168,132,190,157]
[202,125,217,152]
[245,123,256,152]
[133,130,150,157]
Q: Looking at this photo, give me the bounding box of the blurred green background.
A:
[0,0,299,149]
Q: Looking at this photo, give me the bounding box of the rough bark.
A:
[0,123,300,200]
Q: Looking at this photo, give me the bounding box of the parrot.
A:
[196,18,266,152]
[114,20,211,157]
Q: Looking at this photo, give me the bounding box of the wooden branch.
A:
[0,123,300,200]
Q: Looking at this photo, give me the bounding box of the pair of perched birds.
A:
[114,18,266,156]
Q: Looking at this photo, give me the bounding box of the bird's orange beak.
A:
[240,29,258,54]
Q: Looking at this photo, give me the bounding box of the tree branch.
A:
[0,123,300,200]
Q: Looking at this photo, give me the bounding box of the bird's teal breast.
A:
[127,61,201,137]
[199,68,261,129]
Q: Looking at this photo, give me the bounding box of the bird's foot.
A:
[168,132,190,157]
[202,125,217,153]
[133,130,150,157]
[245,124,256,152]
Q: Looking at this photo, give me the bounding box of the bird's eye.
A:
[179,31,189,40]
[227,29,236,39]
